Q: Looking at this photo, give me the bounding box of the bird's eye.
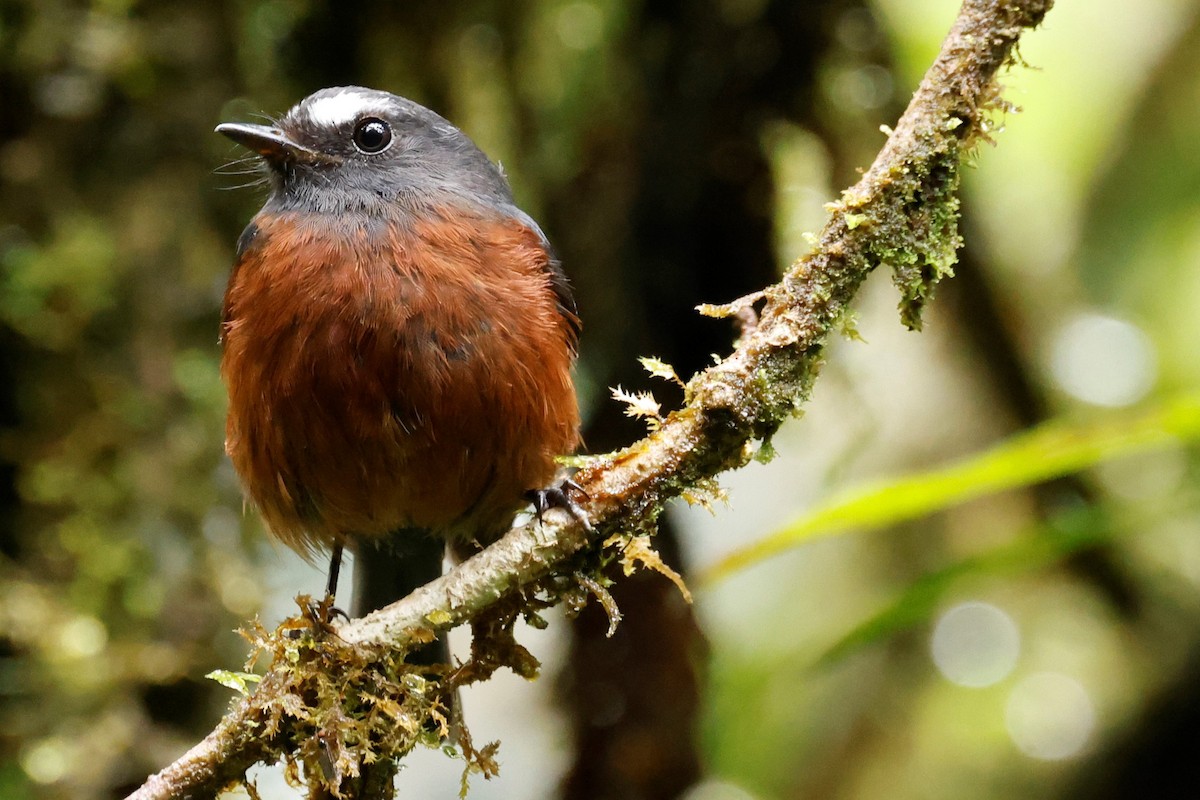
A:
[352,118,392,154]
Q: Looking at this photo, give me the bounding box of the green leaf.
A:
[701,393,1200,584]
[205,669,263,696]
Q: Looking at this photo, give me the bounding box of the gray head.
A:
[217,87,517,216]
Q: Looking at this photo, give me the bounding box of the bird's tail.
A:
[351,531,443,615]
[350,530,450,665]
[343,532,455,795]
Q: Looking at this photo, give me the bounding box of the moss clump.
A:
[836,142,964,331]
[235,606,450,796]
[884,155,963,330]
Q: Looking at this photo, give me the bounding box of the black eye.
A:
[352,118,392,154]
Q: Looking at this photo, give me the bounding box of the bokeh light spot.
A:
[556,3,603,50]
[1005,672,1095,760]
[682,779,760,800]
[58,615,108,659]
[931,601,1020,688]
[1048,312,1156,407]
[22,737,70,784]
[827,64,894,110]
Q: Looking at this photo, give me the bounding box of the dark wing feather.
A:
[511,211,580,352]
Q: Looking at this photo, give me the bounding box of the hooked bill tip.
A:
[215,122,329,165]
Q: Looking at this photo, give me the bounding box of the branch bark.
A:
[127,1,1054,797]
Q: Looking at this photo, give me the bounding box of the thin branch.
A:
[127,1,1054,797]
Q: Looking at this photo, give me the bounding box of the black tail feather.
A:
[350,531,449,667]
[340,532,454,795]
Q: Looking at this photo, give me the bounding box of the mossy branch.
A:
[126,1,1054,797]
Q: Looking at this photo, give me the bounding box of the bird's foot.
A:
[302,594,349,632]
[300,543,350,629]
[526,478,593,532]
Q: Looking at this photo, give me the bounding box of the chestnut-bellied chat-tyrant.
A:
[216,87,583,626]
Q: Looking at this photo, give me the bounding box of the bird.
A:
[215,86,583,627]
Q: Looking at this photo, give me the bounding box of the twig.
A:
[127,1,1054,797]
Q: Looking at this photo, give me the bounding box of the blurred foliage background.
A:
[1,0,1200,798]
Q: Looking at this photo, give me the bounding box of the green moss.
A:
[230,607,487,796]
[863,144,964,331]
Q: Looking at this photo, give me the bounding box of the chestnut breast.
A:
[220,205,580,556]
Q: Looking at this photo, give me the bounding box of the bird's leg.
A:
[527,478,593,532]
[325,543,344,599]
[307,544,349,625]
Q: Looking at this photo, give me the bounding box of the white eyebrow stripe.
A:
[304,90,383,127]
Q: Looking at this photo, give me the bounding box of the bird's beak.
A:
[215,122,336,166]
